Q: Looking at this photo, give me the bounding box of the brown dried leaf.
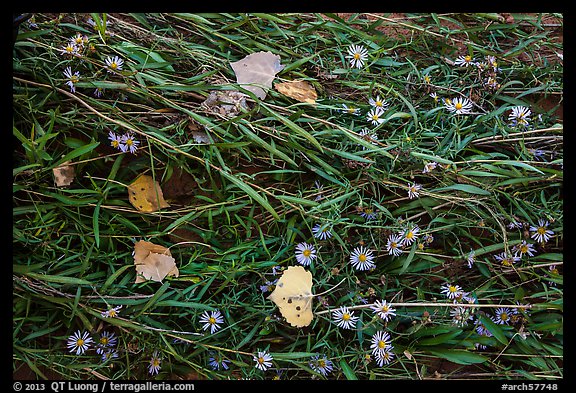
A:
[201,90,248,118]
[133,240,179,283]
[53,161,75,187]
[275,80,317,104]
[127,175,170,213]
[230,51,284,100]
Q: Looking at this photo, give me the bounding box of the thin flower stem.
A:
[473,127,563,144]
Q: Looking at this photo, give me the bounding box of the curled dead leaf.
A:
[127,175,170,213]
[230,51,284,100]
[201,90,248,118]
[133,240,179,283]
[53,161,75,187]
[275,80,317,104]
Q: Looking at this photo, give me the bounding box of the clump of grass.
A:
[13,13,562,380]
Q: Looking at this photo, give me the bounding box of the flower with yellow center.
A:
[253,350,273,371]
[529,218,554,243]
[67,330,94,355]
[350,246,375,271]
[105,55,124,73]
[441,283,463,300]
[295,242,317,266]
[345,44,369,69]
[445,96,473,115]
[199,310,224,334]
[332,306,358,329]
[370,331,392,356]
[366,107,385,126]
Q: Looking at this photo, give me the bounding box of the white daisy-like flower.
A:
[484,76,500,90]
[60,42,79,56]
[120,133,139,154]
[340,103,360,116]
[346,44,369,69]
[259,279,277,294]
[358,128,379,149]
[63,67,80,93]
[386,233,403,257]
[349,246,376,271]
[370,330,392,356]
[422,161,438,174]
[312,223,332,240]
[422,74,432,84]
[96,331,118,354]
[400,225,420,246]
[94,87,105,98]
[461,291,477,305]
[105,55,124,73]
[370,299,396,322]
[208,352,231,370]
[450,306,473,327]
[366,107,385,126]
[487,55,500,72]
[466,249,475,268]
[70,33,85,47]
[492,307,514,325]
[374,347,395,367]
[513,240,536,258]
[107,131,124,151]
[148,351,161,375]
[454,54,475,67]
[507,220,523,230]
[253,350,273,371]
[199,310,224,334]
[445,96,473,115]
[529,219,554,243]
[332,306,358,330]
[359,206,377,221]
[440,283,463,300]
[368,95,389,110]
[100,349,119,362]
[67,330,94,355]
[309,355,334,377]
[101,304,122,318]
[407,182,422,199]
[430,92,439,103]
[295,242,317,266]
[494,251,520,267]
[548,265,559,287]
[508,106,531,128]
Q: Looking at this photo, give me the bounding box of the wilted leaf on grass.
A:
[201,90,248,118]
[230,51,284,100]
[133,240,179,283]
[127,174,170,213]
[275,80,317,104]
[53,161,75,187]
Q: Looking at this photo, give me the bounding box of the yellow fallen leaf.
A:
[267,265,314,327]
[127,175,170,213]
[275,80,317,104]
[133,240,179,283]
[53,161,75,187]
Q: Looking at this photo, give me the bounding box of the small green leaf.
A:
[431,183,491,196]
[479,314,508,345]
[427,348,488,365]
[339,359,358,380]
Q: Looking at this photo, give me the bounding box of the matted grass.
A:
[13,13,562,380]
